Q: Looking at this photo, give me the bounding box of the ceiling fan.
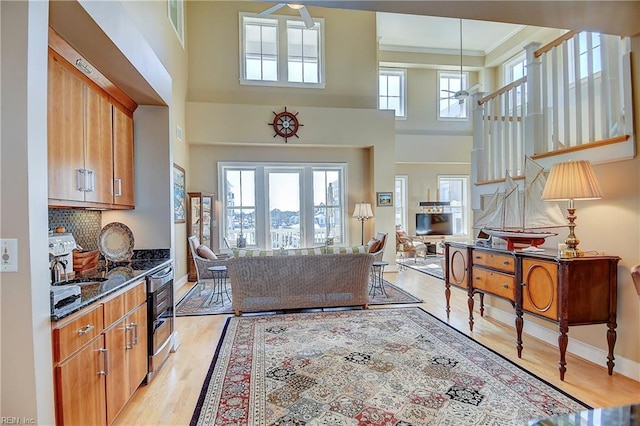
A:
[441,19,483,105]
[257,3,315,29]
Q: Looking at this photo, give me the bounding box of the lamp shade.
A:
[352,203,374,219]
[541,160,603,201]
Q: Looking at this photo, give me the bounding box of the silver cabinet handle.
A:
[85,170,94,192]
[131,322,139,345]
[98,348,108,375]
[77,324,94,336]
[125,323,134,349]
[114,178,122,197]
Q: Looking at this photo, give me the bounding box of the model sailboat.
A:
[474,157,567,249]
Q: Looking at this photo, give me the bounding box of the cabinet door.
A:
[113,105,135,207]
[128,304,149,392]
[447,246,468,289]
[48,52,85,202]
[55,336,106,426]
[85,86,114,204]
[522,258,559,320]
[104,319,129,425]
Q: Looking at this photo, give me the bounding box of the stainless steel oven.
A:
[146,265,174,381]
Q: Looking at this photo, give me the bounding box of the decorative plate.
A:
[98,222,134,262]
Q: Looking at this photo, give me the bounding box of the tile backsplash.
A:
[48,209,101,251]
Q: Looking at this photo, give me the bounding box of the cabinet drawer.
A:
[53,305,104,362]
[124,281,146,314]
[472,250,515,273]
[472,267,516,301]
[104,293,125,327]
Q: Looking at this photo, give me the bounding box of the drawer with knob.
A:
[472,250,515,274]
[472,266,516,301]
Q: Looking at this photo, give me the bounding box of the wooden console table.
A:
[444,242,620,381]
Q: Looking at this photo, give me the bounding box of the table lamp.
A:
[352,202,374,245]
[541,160,603,257]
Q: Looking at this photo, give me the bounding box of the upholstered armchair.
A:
[395,229,427,262]
[188,236,230,291]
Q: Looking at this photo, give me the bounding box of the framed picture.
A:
[376,192,393,207]
[173,164,186,223]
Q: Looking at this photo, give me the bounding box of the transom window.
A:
[379,68,407,118]
[240,14,324,87]
[438,71,469,120]
[220,163,346,249]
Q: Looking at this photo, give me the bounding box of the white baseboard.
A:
[485,305,640,382]
[174,273,189,291]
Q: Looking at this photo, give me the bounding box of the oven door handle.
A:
[150,268,173,280]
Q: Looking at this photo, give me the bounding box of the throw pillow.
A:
[367,238,382,253]
[197,244,218,260]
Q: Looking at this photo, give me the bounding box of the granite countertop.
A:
[51,251,172,321]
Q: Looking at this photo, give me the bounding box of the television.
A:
[416,213,453,236]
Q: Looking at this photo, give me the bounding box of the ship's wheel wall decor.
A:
[269,107,303,142]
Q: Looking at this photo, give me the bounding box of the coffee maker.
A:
[48,233,77,283]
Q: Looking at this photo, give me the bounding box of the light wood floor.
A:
[113,267,640,425]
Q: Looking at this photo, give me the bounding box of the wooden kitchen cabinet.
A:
[444,242,472,321]
[47,36,136,210]
[54,336,107,426]
[53,280,148,425]
[103,281,147,424]
[112,104,135,207]
[187,192,215,281]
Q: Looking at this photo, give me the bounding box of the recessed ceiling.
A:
[377,13,528,56]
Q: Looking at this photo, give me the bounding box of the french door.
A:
[266,169,302,249]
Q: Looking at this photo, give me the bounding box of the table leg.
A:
[607,316,617,375]
[558,319,569,381]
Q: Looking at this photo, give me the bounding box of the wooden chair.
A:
[396,229,427,262]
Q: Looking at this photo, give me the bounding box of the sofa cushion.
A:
[324,245,369,254]
[197,244,218,260]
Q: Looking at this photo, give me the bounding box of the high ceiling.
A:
[302,1,640,37]
[377,14,528,56]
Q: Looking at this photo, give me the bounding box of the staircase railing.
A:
[473,31,634,183]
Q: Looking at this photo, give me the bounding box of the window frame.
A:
[437,70,470,121]
[379,68,407,119]
[219,162,347,249]
[239,13,325,88]
[437,175,469,237]
[394,175,408,231]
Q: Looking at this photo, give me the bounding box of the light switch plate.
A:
[1,239,18,272]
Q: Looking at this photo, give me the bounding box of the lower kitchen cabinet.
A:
[104,303,147,424]
[54,336,107,426]
[52,280,148,426]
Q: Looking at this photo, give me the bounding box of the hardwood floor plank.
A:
[113,268,640,425]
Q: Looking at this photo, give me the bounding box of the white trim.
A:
[485,305,640,382]
[168,0,185,48]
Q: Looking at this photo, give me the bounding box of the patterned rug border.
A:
[190,307,590,425]
[175,279,423,317]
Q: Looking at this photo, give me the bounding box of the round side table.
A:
[369,261,389,297]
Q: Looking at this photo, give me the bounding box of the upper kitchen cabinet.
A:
[47,29,137,210]
[112,104,135,207]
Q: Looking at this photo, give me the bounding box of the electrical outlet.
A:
[1,239,18,272]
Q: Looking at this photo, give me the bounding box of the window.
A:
[437,175,469,236]
[220,163,345,249]
[394,176,408,231]
[241,14,324,87]
[438,71,468,120]
[504,53,527,85]
[168,0,184,47]
[568,32,602,83]
[379,68,406,118]
[503,53,527,114]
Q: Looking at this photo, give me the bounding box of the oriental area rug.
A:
[399,256,445,280]
[176,278,422,317]
[191,307,588,425]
